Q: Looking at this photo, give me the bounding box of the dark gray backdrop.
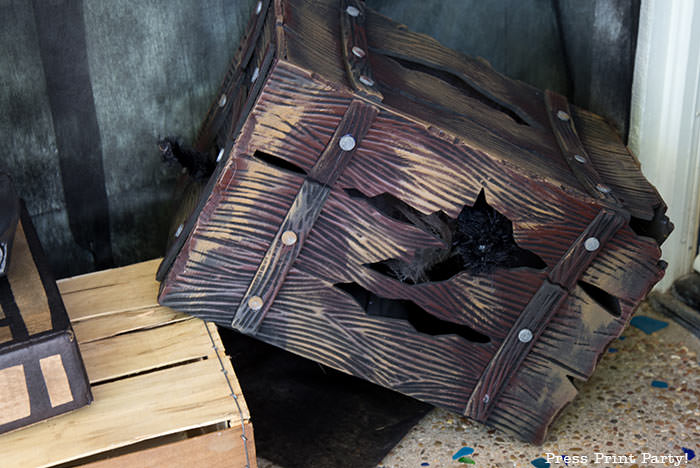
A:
[0,0,639,278]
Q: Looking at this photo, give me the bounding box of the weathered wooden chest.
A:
[1,174,92,435]
[156,0,672,443]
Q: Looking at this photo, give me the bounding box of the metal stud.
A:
[248,296,263,311]
[218,94,227,107]
[557,110,570,121]
[351,46,366,58]
[255,1,262,15]
[281,230,298,246]
[596,183,612,194]
[358,75,375,87]
[573,154,586,164]
[339,134,356,151]
[584,237,600,252]
[518,328,533,343]
[346,5,360,17]
[482,394,490,404]
[216,148,225,162]
[174,223,184,238]
[251,67,260,83]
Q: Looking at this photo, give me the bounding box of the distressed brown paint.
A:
[158,0,671,443]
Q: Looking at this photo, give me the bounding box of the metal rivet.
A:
[281,230,298,246]
[218,94,227,107]
[358,75,375,87]
[346,5,360,17]
[174,224,184,238]
[351,46,366,58]
[477,244,487,252]
[339,134,356,151]
[251,67,260,83]
[248,296,263,311]
[518,328,533,343]
[584,237,600,252]
[255,1,262,15]
[574,154,586,164]
[216,148,225,162]
[483,394,490,404]
[557,110,570,121]
[596,183,612,194]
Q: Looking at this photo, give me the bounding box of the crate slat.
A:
[80,424,255,468]
[79,318,212,383]
[72,306,190,344]
[58,259,162,321]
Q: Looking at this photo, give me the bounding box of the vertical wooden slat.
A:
[339,0,383,101]
[548,209,628,289]
[466,208,627,422]
[233,99,378,333]
[545,90,623,206]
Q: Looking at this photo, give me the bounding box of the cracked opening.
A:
[335,282,490,343]
[385,56,529,126]
[252,150,307,175]
[578,281,621,317]
[354,189,545,283]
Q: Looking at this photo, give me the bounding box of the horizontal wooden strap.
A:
[545,90,623,205]
[232,99,378,333]
[465,208,627,421]
[339,0,383,102]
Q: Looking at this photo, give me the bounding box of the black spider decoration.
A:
[158,137,215,181]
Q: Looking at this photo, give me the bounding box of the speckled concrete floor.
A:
[259,302,700,468]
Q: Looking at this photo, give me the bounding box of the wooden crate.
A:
[0,259,256,468]
[156,0,671,443]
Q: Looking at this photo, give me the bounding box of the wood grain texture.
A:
[79,318,210,384]
[572,106,664,221]
[0,359,241,468]
[339,0,383,101]
[58,258,162,321]
[195,0,272,151]
[465,280,567,421]
[233,180,330,332]
[71,306,190,344]
[80,424,256,468]
[548,209,627,289]
[545,90,622,205]
[364,6,550,129]
[158,0,669,444]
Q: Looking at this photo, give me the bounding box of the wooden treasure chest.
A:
[156,0,672,443]
[0,174,92,435]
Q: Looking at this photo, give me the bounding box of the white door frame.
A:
[628,0,700,291]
